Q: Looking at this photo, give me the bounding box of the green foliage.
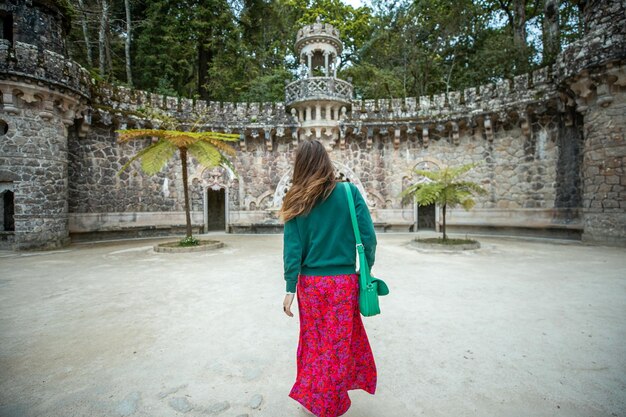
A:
[67,0,583,101]
[139,140,177,175]
[179,236,200,246]
[54,0,76,21]
[401,163,487,240]
[116,127,239,176]
[239,68,295,103]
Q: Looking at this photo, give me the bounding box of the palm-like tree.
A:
[117,128,239,241]
[401,163,487,240]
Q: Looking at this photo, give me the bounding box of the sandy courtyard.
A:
[0,233,625,417]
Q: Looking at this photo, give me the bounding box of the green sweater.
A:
[283,182,377,293]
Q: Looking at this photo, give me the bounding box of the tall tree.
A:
[76,0,93,67]
[124,0,132,85]
[98,0,110,78]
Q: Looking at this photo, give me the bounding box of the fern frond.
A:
[188,141,222,168]
[118,141,162,174]
[220,155,239,178]
[117,129,169,142]
[461,198,476,210]
[414,183,444,206]
[454,181,488,195]
[399,183,423,204]
[140,140,177,175]
[201,137,237,156]
[412,169,441,182]
[199,132,240,142]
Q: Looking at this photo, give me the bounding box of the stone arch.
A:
[271,159,369,208]
[405,157,444,186]
[405,157,442,232]
[190,166,236,233]
[191,166,235,190]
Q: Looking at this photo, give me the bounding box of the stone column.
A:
[307,52,312,77]
[324,51,329,76]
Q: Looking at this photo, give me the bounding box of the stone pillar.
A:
[306,52,312,77]
[324,51,329,76]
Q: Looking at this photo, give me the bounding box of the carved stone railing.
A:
[0,41,91,98]
[285,77,353,105]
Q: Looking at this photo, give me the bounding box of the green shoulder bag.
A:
[342,182,389,317]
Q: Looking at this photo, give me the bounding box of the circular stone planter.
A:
[153,240,224,253]
[409,238,480,251]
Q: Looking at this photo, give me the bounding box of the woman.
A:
[281,140,378,417]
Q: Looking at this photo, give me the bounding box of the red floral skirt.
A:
[289,274,377,417]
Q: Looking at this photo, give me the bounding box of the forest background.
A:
[63,0,584,103]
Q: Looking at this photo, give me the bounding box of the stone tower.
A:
[558,0,626,245]
[285,17,353,148]
[0,0,90,249]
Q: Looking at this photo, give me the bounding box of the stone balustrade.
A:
[285,77,353,106]
[0,41,91,99]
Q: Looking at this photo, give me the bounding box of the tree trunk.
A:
[198,40,213,100]
[77,0,92,67]
[98,0,109,78]
[442,203,447,241]
[124,0,133,86]
[542,0,560,65]
[513,0,527,70]
[180,147,193,238]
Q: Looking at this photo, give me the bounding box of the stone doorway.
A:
[1,189,14,232]
[417,203,436,231]
[205,189,226,232]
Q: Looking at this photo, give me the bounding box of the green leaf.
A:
[188,141,222,168]
[118,141,162,175]
[140,140,177,175]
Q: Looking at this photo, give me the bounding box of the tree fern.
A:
[140,139,177,175]
[116,123,239,240]
[400,163,487,240]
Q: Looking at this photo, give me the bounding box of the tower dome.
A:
[295,16,343,77]
[285,17,353,147]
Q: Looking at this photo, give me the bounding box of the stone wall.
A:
[68,95,579,238]
[0,0,69,56]
[68,123,208,235]
[0,101,71,249]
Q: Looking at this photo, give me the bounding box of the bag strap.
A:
[342,182,363,247]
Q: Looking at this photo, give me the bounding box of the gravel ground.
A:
[0,233,625,417]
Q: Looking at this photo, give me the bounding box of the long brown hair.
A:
[280,140,336,222]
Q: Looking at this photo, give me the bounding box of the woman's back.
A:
[283,182,377,293]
